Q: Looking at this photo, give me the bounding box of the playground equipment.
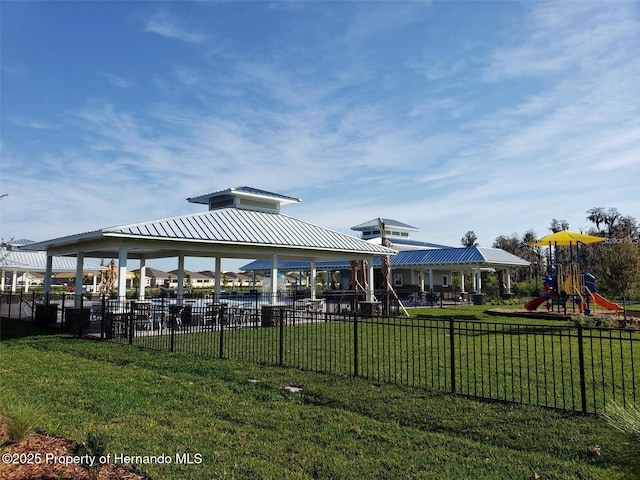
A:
[525,231,622,314]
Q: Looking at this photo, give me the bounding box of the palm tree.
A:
[586,207,606,234]
[461,231,478,247]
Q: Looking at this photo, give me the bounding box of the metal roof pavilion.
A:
[1,246,104,293]
[1,249,104,272]
[23,208,395,260]
[241,247,530,272]
[22,186,396,303]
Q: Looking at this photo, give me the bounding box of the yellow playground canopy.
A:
[531,231,606,247]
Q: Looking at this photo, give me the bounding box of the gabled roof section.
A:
[0,249,104,272]
[4,239,36,247]
[240,246,529,271]
[392,247,530,267]
[108,208,392,253]
[366,237,451,250]
[351,218,419,232]
[22,208,396,261]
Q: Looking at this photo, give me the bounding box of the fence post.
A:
[31,292,36,323]
[577,324,588,414]
[79,293,84,338]
[218,308,224,359]
[169,306,175,352]
[278,308,284,366]
[129,303,134,346]
[353,311,359,377]
[449,318,456,394]
[8,293,13,320]
[100,296,106,340]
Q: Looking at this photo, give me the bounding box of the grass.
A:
[0,317,637,479]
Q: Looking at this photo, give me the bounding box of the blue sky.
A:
[1,1,639,272]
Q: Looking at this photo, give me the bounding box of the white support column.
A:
[45,256,53,294]
[92,272,98,293]
[11,270,17,293]
[214,257,222,299]
[270,254,278,304]
[176,254,185,304]
[367,260,375,301]
[75,252,85,307]
[117,246,128,300]
[24,271,30,293]
[1,269,5,292]
[476,268,482,293]
[419,271,425,292]
[506,267,512,294]
[325,270,330,290]
[428,268,434,292]
[139,258,147,300]
[310,261,317,300]
[460,271,465,293]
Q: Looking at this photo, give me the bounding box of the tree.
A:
[612,215,638,241]
[584,207,639,275]
[604,208,621,236]
[587,207,606,233]
[549,218,569,233]
[521,230,543,281]
[493,234,519,254]
[592,240,640,322]
[461,231,478,247]
[491,232,543,285]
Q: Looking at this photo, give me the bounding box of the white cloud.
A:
[485,2,639,81]
[99,72,132,88]
[1,64,27,78]
[8,117,58,130]
[143,10,205,44]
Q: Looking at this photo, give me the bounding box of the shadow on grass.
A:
[0,317,59,341]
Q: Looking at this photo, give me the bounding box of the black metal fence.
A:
[2,291,638,414]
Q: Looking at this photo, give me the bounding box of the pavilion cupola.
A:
[187,186,301,214]
[351,218,420,240]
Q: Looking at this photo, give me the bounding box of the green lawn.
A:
[0,318,637,479]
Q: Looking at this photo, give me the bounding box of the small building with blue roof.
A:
[242,217,529,299]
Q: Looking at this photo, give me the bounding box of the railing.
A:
[102,298,639,414]
[4,291,638,414]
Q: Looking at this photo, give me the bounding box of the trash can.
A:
[35,304,58,325]
[359,301,381,317]
[261,305,286,327]
[472,293,485,305]
[64,307,91,333]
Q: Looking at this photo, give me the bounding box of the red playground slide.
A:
[591,292,623,311]
[525,297,547,311]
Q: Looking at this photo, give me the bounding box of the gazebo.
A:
[22,187,396,306]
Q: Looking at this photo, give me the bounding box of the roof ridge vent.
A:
[187,186,301,214]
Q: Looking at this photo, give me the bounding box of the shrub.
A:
[73,430,109,480]
[603,401,640,476]
[1,404,42,444]
[571,313,619,328]
[513,279,542,299]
